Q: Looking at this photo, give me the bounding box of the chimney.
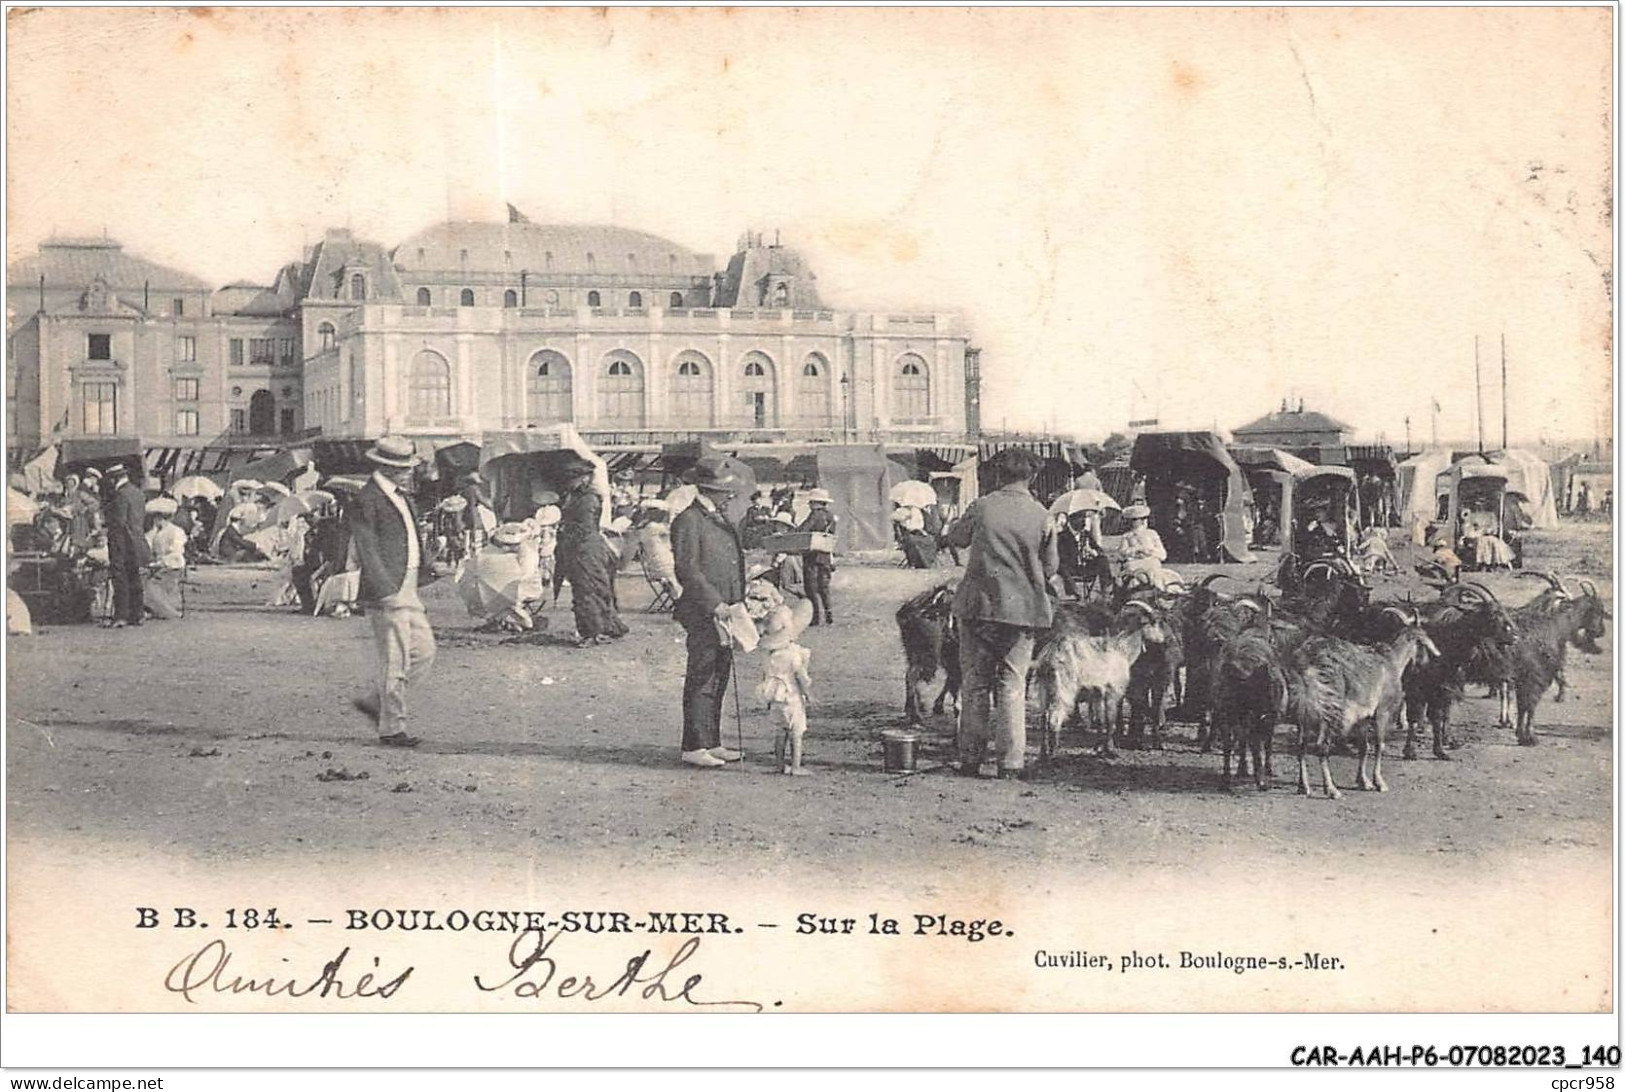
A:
[1280,398,1288,412]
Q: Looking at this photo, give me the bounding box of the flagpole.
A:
[1500,332,1508,451]
[1474,335,1484,454]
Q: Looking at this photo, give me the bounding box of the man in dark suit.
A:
[348,437,436,748]
[671,457,748,768]
[101,463,151,628]
[945,449,1058,778]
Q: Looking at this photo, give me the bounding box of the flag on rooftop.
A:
[507,203,530,224]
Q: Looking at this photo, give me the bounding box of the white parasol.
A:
[7,487,39,526]
[1049,489,1121,516]
[889,480,937,508]
[172,475,224,501]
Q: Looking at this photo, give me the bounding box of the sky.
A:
[6,7,1614,446]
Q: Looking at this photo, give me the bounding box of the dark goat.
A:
[1506,579,1609,745]
[1181,576,1270,748]
[1120,596,1185,750]
[1399,583,1517,759]
[896,582,961,724]
[1212,616,1305,789]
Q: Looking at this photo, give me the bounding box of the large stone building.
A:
[7,222,972,458]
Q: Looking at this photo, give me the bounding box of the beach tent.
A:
[1396,448,1454,527]
[1493,449,1560,529]
[1129,431,1255,563]
[814,444,904,552]
[479,425,610,525]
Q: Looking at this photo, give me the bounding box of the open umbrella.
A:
[7,487,39,526]
[173,475,224,501]
[271,495,314,524]
[228,479,264,495]
[1049,488,1121,516]
[889,480,937,508]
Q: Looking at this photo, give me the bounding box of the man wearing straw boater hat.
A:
[671,455,749,768]
[944,448,1058,778]
[349,436,436,747]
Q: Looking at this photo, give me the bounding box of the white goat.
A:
[1033,601,1165,762]
[1288,617,1440,799]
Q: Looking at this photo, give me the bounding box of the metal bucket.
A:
[881,729,919,774]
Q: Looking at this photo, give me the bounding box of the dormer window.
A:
[318,323,336,351]
[773,282,790,306]
[350,273,366,301]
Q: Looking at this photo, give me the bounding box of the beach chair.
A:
[641,555,676,614]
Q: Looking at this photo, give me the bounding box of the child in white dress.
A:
[756,598,815,775]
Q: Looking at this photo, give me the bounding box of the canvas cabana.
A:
[480,425,610,525]
[1129,431,1255,563]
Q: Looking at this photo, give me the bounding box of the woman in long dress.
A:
[555,470,628,646]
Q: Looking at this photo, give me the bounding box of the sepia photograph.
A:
[2,3,1616,1073]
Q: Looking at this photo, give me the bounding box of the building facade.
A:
[8,222,972,457]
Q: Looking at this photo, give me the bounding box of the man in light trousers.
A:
[349,436,437,747]
[944,449,1058,778]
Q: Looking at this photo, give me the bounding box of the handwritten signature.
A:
[475,929,765,1011]
[162,931,764,1011]
[164,939,412,1004]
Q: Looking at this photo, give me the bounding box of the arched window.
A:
[407,350,451,421]
[600,352,645,427]
[527,350,573,424]
[892,354,930,420]
[248,390,276,435]
[587,290,601,307]
[415,287,431,306]
[773,282,789,306]
[739,352,776,428]
[628,291,642,308]
[317,322,336,351]
[670,352,714,427]
[459,289,475,307]
[350,274,367,301]
[670,292,684,308]
[503,289,518,308]
[799,353,831,424]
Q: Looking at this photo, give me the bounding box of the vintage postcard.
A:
[3,4,1616,1062]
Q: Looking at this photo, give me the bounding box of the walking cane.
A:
[729,657,745,758]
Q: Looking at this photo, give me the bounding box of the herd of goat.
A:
[896,563,1610,798]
